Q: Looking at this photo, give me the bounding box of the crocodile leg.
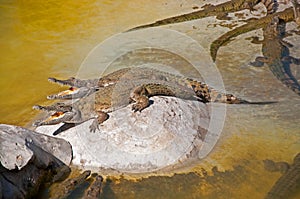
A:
[130,85,152,112]
[89,111,109,132]
[130,83,180,112]
[250,56,269,67]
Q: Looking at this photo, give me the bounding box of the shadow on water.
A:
[102,166,251,199]
[101,178,117,199]
[250,17,300,95]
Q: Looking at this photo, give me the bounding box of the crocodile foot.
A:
[131,96,150,112]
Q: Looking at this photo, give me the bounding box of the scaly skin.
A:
[33,67,274,132]
[83,174,103,199]
[49,170,91,199]
[251,15,300,95]
[45,67,257,103]
[265,153,300,199]
[211,8,300,95]
[210,7,295,61]
[127,0,278,32]
[292,0,300,25]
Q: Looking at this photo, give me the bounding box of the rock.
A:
[36,96,211,173]
[0,124,72,170]
[0,124,72,199]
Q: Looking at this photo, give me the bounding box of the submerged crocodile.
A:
[210,7,296,61]
[127,0,277,31]
[49,170,91,199]
[251,15,300,95]
[264,153,300,199]
[84,174,103,199]
[33,67,270,132]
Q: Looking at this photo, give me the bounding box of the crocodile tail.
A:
[281,78,300,95]
[189,80,278,104]
[187,79,247,104]
[209,90,278,104]
[208,89,248,104]
[269,60,300,95]
[127,10,209,32]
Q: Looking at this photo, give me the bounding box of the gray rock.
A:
[0,124,72,199]
[36,96,212,173]
[0,124,72,170]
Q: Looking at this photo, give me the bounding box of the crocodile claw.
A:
[132,103,145,112]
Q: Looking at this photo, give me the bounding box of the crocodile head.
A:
[33,103,82,126]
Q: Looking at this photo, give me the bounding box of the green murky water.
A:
[1,0,299,198]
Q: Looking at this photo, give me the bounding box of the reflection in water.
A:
[101,178,116,199]
[1,0,299,199]
[105,166,259,199]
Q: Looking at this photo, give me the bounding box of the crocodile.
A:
[210,7,296,62]
[251,15,300,95]
[49,170,91,199]
[83,174,103,199]
[127,0,277,32]
[292,0,300,25]
[264,153,300,199]
[33,67,274,132]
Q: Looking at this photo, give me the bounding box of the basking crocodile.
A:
[33,67,273,132]
[210,7,296,62]
[264,153,300,199]
[127,0,277,32]
[251,15,300,95]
